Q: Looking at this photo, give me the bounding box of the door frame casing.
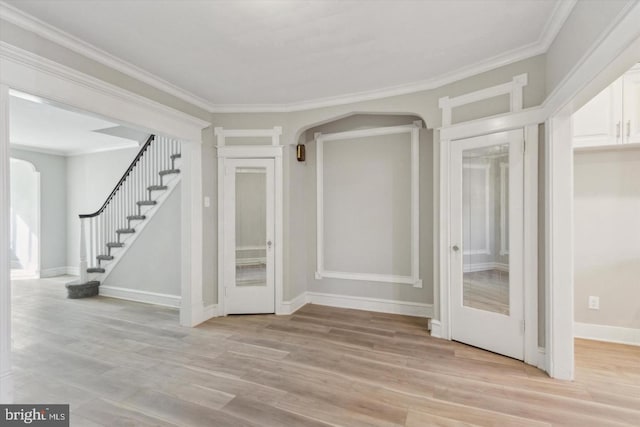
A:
[215,128,284,317]
[435,122,539,366]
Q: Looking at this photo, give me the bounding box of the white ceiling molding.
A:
[0,1,577,113]
[10,142,138,157]
[0,42,210,141]
[0,1,215,112]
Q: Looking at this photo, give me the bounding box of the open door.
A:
[450,129,525,360]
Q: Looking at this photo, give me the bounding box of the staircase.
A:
[66,135,182,298]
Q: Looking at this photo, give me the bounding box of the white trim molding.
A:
[99,286,181,308]
[216,127,284,316]
[315,123,421,288]
[574,323,640,347]
[439,74,528,127]
[0,2,577,113]
[0,42,210,142]
[280,293,309,316]
[307,292,433,319]
[39,266,78,278]
[0,84,13,403]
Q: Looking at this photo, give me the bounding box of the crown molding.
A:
[10,142,139,157]
[0,1,216,112]
[1,0,577,114]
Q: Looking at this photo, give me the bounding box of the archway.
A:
[9,158,40,279]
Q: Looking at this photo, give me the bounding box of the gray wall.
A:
[573,149,640,329]
[102,184,181,296]
[10,148,67,272]
[301,114,433,304]
[545,0,634,97]
[66,147,138,267]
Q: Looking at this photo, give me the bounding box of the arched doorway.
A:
[9,158,40,279]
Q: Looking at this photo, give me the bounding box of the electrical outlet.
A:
[203,196,211,208]
[588,296,600,310]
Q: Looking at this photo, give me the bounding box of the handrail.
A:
[79,134,155,219]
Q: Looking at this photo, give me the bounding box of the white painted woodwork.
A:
[573,64,640,148]
[0,84,13,403]
[315,123,421,288]
[223,158,276,315]
[623,65,640,144]
[449,129,525,360]
[216,128,284,316]
[439,74,528,126]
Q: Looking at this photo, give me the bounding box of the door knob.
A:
[267,240,273,249]
[452,245,460,252]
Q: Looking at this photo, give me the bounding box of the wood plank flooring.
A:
[10,276,640,426]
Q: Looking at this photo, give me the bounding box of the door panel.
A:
[224,159,275,314]
[450,130,524,360]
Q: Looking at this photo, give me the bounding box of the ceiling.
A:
[9,94,146,156]
[3,0,573,109]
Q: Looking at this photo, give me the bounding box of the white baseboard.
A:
[306,291,433,318]
[202,304,219,319]
[280,292,309,315]
[0,371,13,404]
[99,286,181,308]
[537,347,547,371]
[463,262,509,273]
[430,319,442,338]
[574,322,640,346]
[40,266,78,278]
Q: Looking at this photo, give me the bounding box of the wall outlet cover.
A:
[588,296,600,310]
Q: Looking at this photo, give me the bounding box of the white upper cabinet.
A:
[573,64,640,148]
[623,66,640,144]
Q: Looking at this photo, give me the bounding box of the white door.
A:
[223,158,275,314]
[450,129,524,360]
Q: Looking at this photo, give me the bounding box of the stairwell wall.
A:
[102,183,181,297]
[65,147,138,268]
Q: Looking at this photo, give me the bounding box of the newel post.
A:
[79,218,87,283]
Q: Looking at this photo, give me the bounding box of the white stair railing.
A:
[78,135,181,282]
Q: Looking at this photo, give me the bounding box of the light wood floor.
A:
[10,276,640,426]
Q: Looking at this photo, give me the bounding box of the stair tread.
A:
[96,255,114,260]
[147,185,168,191]
[87,267,105,273]
[137,200,157,206]
[159,169,180,176]
[116,228,135,234]
[127,215,146,221]
[170,153,181,159]
[106,242,124,248]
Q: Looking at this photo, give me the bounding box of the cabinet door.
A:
[572,78,622,147]
[623,67,640,144]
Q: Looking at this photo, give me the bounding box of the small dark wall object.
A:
[296,144,306,162]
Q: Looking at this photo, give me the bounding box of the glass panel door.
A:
[450,130,524,360]
[223,158,275,315]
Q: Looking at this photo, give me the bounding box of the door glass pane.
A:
[462,144,510,315]
[235,167,267,287]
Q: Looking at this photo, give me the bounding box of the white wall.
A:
[66,147,138,267]
[10,148,66,273]
[9,158,39,274]
[102,184,181,296]
[574,148,640,330]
